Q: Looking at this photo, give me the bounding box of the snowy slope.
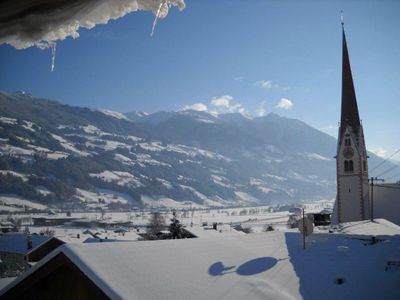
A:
[0,92,393,209]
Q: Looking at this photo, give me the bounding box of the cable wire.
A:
[369,148,400,173]
[385,172,400,182]
[375,164,400,178]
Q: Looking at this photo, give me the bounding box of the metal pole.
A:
[370,177,374,222]
[302,208,305,249]
[369,177,384,222]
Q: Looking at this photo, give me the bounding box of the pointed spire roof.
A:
[340,25,361,138]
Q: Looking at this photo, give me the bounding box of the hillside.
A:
[0,91,387,211]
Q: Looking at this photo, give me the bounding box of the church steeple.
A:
[340,25,361,139]
[333,19,370,224]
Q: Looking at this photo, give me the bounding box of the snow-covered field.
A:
[0,170,29,182]
[0,200,333,233]
[75,188,133,206]
[0,194,47,211]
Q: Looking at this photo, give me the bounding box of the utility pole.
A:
[302,208,306,250]
[369,177,384,222]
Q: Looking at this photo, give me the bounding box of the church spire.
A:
[340,24,361,139]
[333,19,370,224]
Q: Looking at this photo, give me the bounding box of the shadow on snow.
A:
[208,257,277,277]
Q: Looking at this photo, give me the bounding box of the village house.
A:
[0,233,64,277]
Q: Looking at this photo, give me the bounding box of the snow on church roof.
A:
[2,222,400,300]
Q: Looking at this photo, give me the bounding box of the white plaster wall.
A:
[373,185,400,225]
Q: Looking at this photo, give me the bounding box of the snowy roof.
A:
[2,221,400,300]
[335,219,400,237]
[0,277,15,291]
[27,226,141,244]
[82,238,124,243]
[185,225,245,238]
[0,233,50,254]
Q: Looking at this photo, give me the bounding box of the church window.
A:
[349,160,354,172]
[344,160,354,172]
[345,138,351,146]
[363,160,366,171]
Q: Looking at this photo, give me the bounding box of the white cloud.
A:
[182,103,208,112]
[210,95,232,108]
[370,147,387,158]
[254,80,273,89]
[234,76,244,81]
[0,0,186,49]
[210,95,248,115]
[255,101,267,117]
[276,98,293,110]
[254,80,281,90]
[182,95,249,116]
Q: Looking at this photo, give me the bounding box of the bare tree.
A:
[169,210,184,239]
[39,228,55,237]
[147,212,166,237]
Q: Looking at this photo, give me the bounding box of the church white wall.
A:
[336,127,369,222]
[339,176,364,222]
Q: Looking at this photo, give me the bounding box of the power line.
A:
[369,148,400,173]
[375,164,400,178]
[385,173,400,182]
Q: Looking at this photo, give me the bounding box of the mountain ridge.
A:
[0,91,387,211]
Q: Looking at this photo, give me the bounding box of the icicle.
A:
[151,0,168,37]
[50,42,57,72]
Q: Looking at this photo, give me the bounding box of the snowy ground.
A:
[0,194,47,211]
[0,201,334,246]
[3,221,400,300]
[0,200,333,226]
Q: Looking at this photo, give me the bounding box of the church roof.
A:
[340,26,361,139]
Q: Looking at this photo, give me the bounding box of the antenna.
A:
[340,10,344,26]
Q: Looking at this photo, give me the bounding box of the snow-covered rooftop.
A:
[186,225,245,238]
[335,218,400,238]
[0,233,50,255]
[2,220,400,299]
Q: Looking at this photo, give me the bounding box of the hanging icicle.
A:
[50,42,57,72]
[151,0,168,37]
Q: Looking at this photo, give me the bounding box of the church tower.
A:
[334,23,370,223]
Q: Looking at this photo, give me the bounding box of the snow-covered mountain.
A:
[0,91,387,211]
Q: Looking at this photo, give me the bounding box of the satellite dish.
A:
[298,217,314,236]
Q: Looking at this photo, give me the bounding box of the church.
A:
[332,23,400,225]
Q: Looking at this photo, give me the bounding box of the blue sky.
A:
[0,0,399,160]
